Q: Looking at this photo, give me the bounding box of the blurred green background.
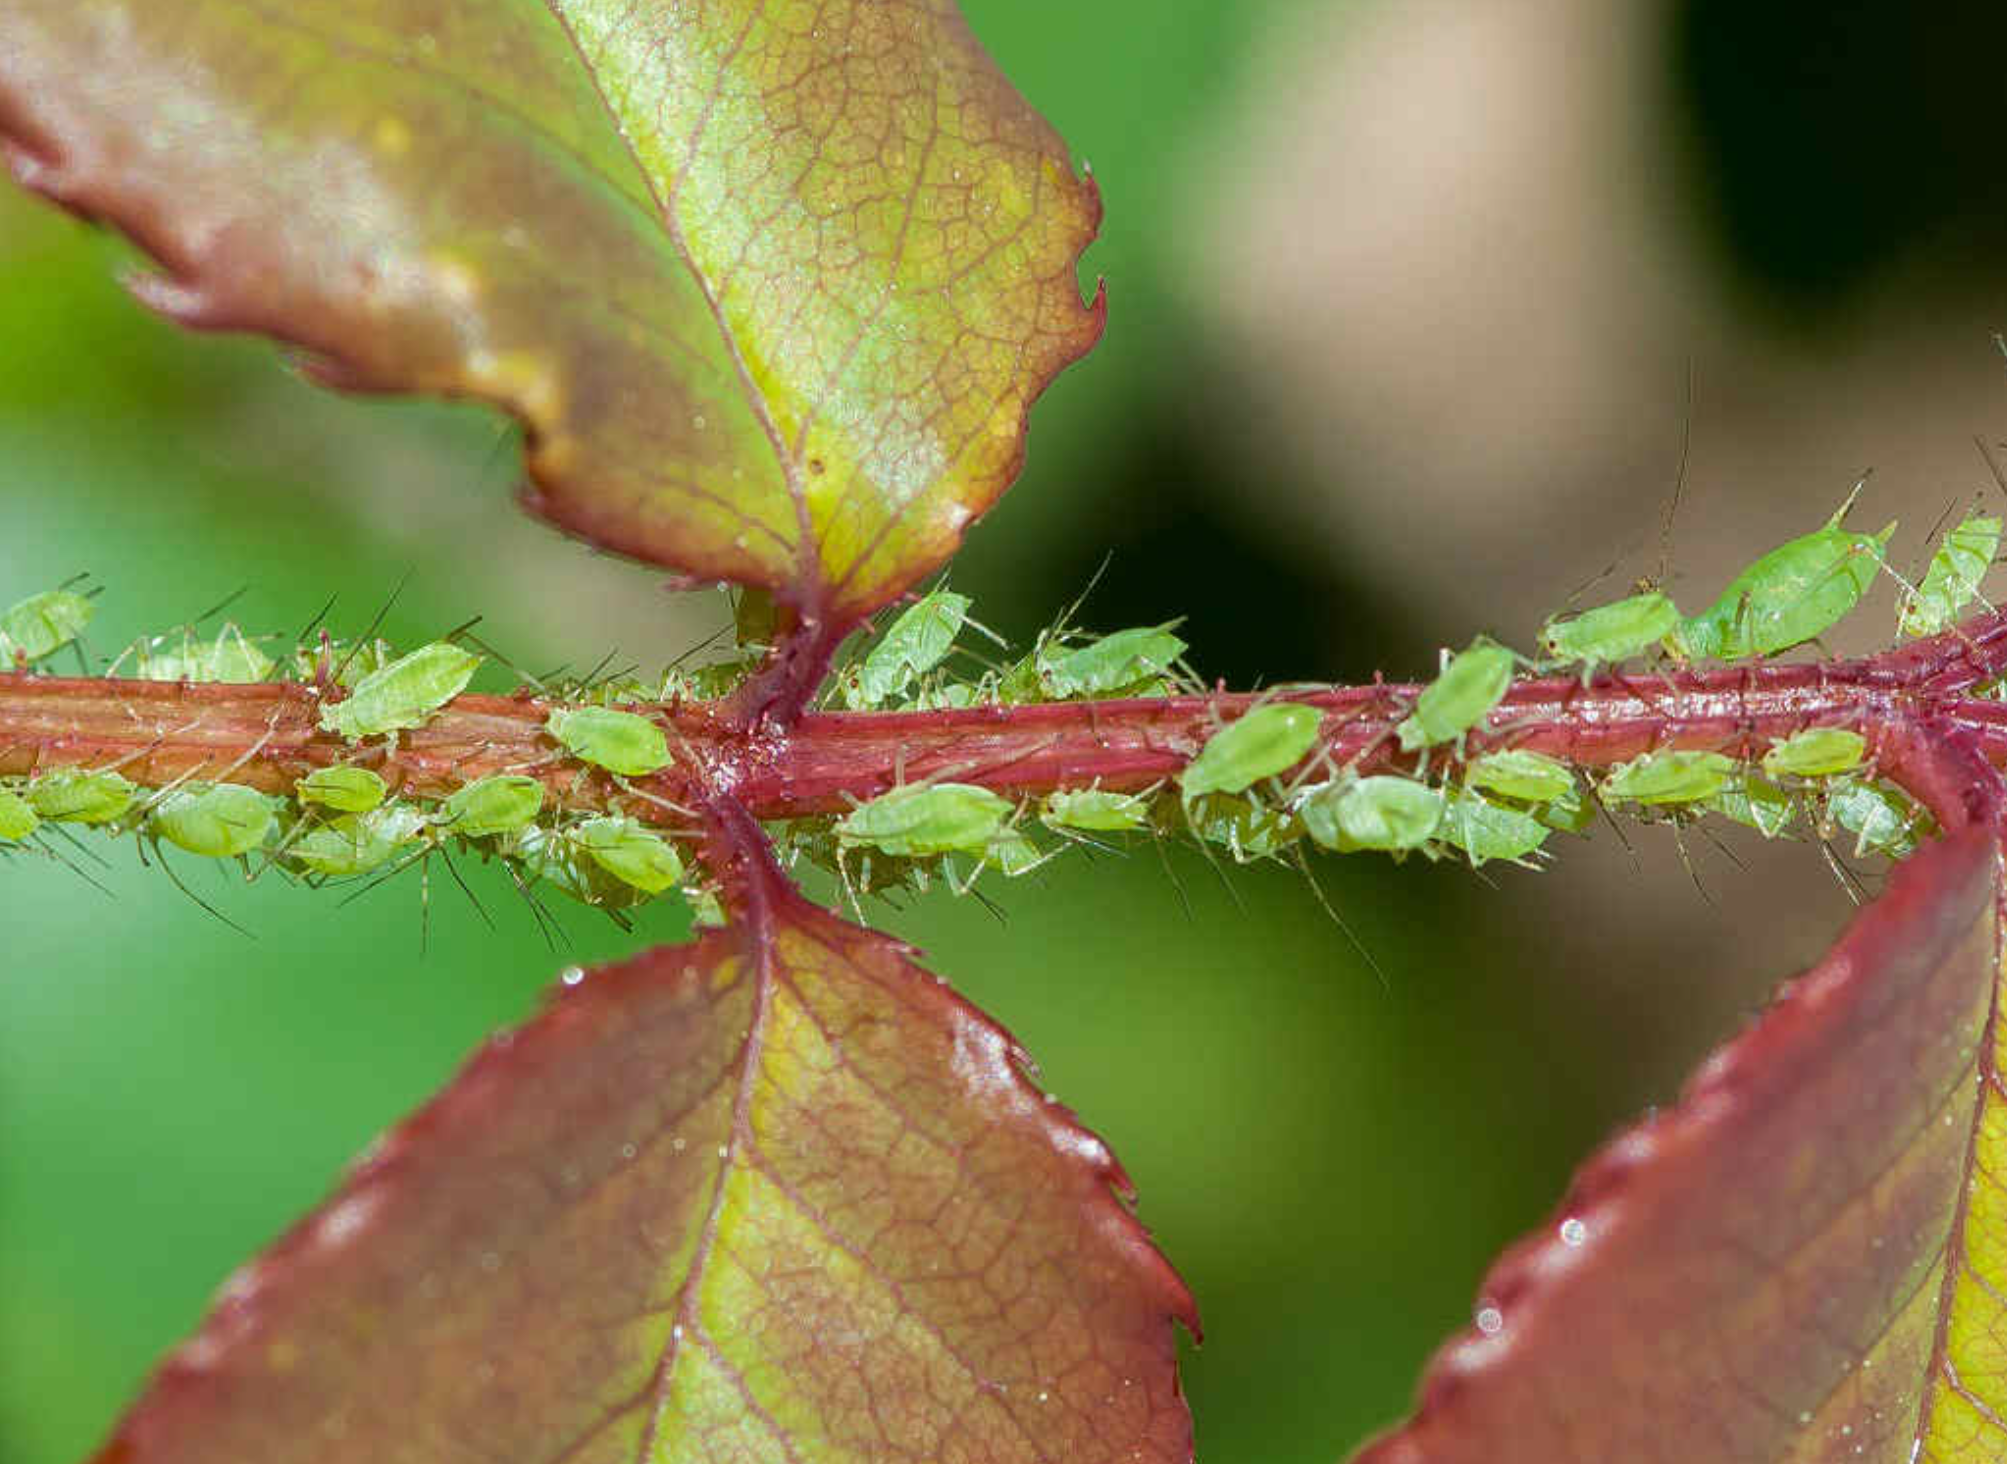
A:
[7,2,2007,1460]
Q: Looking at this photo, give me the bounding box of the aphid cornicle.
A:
[319,642,481,741]
[834,782,1013,859]
[1179,703,1323,800]
[0,588,93,666]
[1395,638,1515,752]
[147,784,278,859]
[1668,490,1894,662]
[1898,511,2000,637]
[546,705,672,777]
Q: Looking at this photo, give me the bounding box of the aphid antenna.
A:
[42,817,115,871]
[457,626,545,693]
[1694,818,1747,874]
[34,831,118,898]
[152,842,255,938]
[330,569,414,686]
[504,863,565,952]
[436,844,496,932]
[1288,846,1390,991]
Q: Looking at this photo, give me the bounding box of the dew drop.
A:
[560,965,585,986]
[1559,1217,1587,1247]
[1474,1305,1503,1335]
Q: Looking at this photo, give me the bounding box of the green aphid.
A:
[835,782,1012,858]
[1704,773,1795,839]
[1535,784,1597,834]
[1601,748,1736,806]
[0,788,40,842]
[546,705,671,777]
[134,623,274,683]
[571,816,685,895]
[1437,787,1551,865]
[984,827,1046,878]
[1465,749,1575,805]
[846,590,971,709]
[1180,704,1324,800]
[1669,491,1895,661]
[1899,512,2001,637]
[147,784,277,859]
[509,825,648,910]
[1296,776,1444,854]
[1823,778,1924,860]
[290,804,429,878]
[1183,795,1300,863]
[319,642,481,741]
[438,774,545,839]
[1040,787,1153,833]
[296,765,388,814]
[1760,728,1867,780]
[1396,638,1516,752]
[687,886,729,929]
[1037,624,1188,699]
[28,767,136,825]
[0,589,93,666]
[1537,591,1679,679]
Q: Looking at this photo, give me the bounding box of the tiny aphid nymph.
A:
[1396,638,1515,752]
[438,775,546,838]
[835,783,1013,858]
[1760,728,1867,780]
[28,767,137,825]
[147,784,277,859]
[546,705,672,777]
[0,588,93,666]
[1600,749,1736,806]
[319,642,481,741]
[296,765,389,814]
[1180,704,1323,801]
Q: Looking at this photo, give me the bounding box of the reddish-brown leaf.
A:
[1354,826,2004,1463]
[91,885,1193,1463]
[0,2,1101,622]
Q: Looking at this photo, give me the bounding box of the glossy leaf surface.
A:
[0,0,1101,620]
[93,889,1193,1463]
[1355,827,2005,1463]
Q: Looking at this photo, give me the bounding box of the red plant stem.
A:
[7,611,2007,829]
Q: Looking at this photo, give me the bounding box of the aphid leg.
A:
[151,840,254,938]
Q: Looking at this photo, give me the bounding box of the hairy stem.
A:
[6,612,2007,833]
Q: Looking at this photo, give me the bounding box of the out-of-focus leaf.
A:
[91,889,1194,1463]
[1354,826,2003,1463]
[0,1,1101,621]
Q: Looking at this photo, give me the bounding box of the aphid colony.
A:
[0,602,717,926]
[0,491,1985,920]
